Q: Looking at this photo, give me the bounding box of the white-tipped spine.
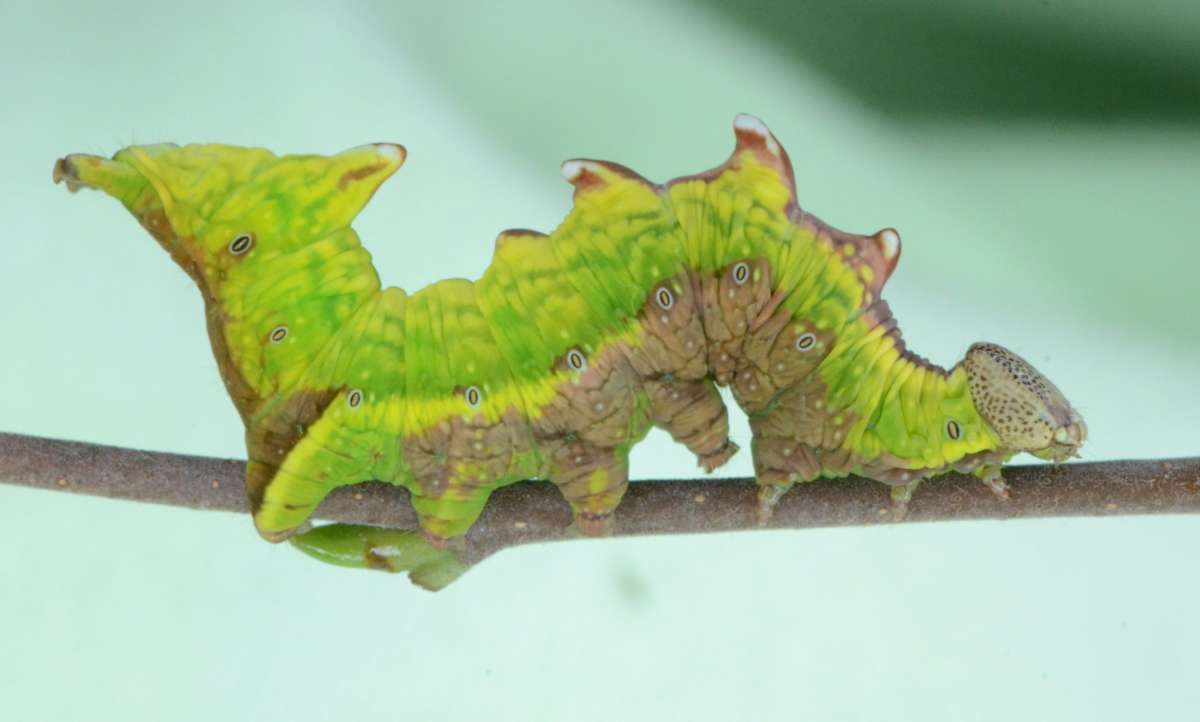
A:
[373,143,406,163]
[561,159,594,184]
[876,228,901,261]
[733,113,781,156]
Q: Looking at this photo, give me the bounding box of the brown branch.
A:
[4,430,1199,545]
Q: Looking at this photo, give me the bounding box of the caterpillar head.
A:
[962,343,1087,462]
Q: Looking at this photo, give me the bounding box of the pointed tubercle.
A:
[733,113,783,158]
[560,158,654,195]
[493,227,547,254]
[872,227,902,281]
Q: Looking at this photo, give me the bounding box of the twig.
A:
[2,432,1198,565]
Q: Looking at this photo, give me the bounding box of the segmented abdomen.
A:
[370,119,924,540]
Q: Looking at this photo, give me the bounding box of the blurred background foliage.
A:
[701,0,1200,122]
[1,1,1197,720]
[369,0,1200,349]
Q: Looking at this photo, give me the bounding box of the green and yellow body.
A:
[54,115,1086,587]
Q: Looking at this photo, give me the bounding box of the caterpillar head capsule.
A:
[962,343,1087,462]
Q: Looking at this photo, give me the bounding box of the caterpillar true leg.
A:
[889,480,922,521]
[973,464,1011,500]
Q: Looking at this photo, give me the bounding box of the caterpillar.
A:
[54,115,1086,583]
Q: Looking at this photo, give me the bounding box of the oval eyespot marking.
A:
[269,325,288,344]
[464,385,482,408]
[946,419,962,440]
[731,261,750,285]
[228,233,254,255]
[655,287,674,310]
[795,333,817,352]
[566,348,587,371]
[347,389,364,409]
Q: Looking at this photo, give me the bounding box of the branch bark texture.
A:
[2,432,1198,562]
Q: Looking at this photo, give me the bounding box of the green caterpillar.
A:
[54,115,1086,584]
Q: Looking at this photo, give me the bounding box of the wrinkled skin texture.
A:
[54,115,1086,578]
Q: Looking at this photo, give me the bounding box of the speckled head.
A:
[962,343,1087,462]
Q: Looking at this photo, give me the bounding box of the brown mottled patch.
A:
[204,297,263,422]
[626,270,708,381]
[733,296,836,414]
[698,258,773,385]
[244,388,340,513]
[542,440,630,524]
[745,369,849,488]
[751,437,820,488]
[337,161,388,190]
[529,344,647,520]
[622,270,739,469]
[404,406,530,500]
[534,343,641,447]
[129,204,263,423]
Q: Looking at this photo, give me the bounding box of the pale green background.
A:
[2,1,1198,720]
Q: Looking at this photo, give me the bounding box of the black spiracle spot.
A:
[566,348,587,371]
[228,233,254,256]
[946,419,962,440]
[655,287,674,310]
